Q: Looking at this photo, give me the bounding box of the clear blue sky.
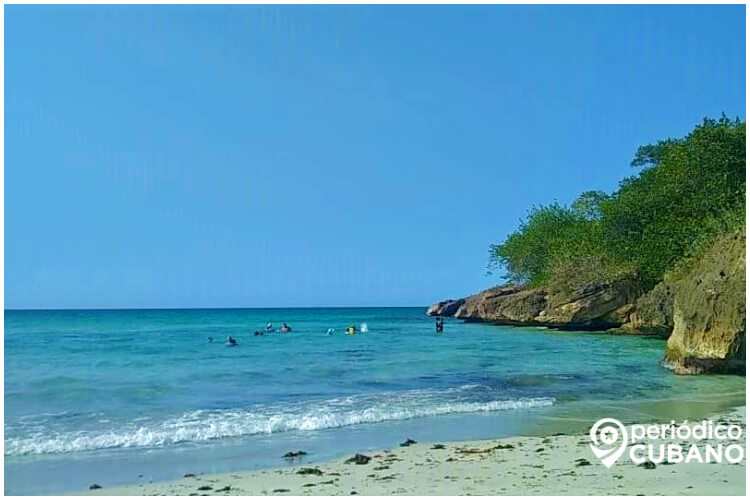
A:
[5,5,746,309]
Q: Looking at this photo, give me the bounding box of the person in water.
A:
[265,322,274,332]
[226,336,238,346]
[254,331,261,336]
[208,336,213,343]
[346,325,357,335]
[326,328,334,336]
[280,323,292,333]
[436,316,444,333]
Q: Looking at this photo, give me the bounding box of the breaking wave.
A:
[6,386,553,456]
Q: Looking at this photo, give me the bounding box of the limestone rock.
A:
[454,286,546,324]
[616,282,674,337]
[664,231,746,374]
[426,299,464,317]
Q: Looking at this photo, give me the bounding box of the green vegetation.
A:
[489,116,746,291]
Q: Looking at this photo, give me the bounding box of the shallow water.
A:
[4,308,745,494]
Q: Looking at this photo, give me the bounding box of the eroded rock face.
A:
[539,279,639,329]
[426,299,464,317]
[617,282,674,338]
[454,285,546,324]
[428,281,637,330]
[663,231,746,374]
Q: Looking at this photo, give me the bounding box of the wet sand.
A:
[78,406,746,496]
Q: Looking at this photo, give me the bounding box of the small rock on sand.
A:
[297,467,324,476]
[345,454,371,465]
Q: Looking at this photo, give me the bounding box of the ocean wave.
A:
[5,386,553,456]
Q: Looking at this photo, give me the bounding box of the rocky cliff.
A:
[428,230,746,374]
[662,230,746,374]
[429,280,639,330]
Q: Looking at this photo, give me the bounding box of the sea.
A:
[4,307,746,494]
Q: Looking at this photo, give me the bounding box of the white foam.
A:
[5,387,554,456]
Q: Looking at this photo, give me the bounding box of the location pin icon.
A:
[590,418,628,468]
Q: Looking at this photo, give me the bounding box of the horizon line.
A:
[4,305,429,312]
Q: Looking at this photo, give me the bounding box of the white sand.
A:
[79,407,746,496]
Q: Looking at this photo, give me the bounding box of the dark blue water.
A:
[5,308,745,494]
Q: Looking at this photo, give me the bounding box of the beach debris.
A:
[399,438,417,447]
[283,450,307,459]
[350,491,358,495]
[296,467,324,476]
[183,473,197,478]
[376,475,398,481]
[574,458,592,467]
[374,465,390,470]
[431,444,446,450]
[216,486,231,492]
[344,453,372,465]
[197,485,213,491]
[640,460,657,470]
[458,443,514,455]
[272,488,290,493]
[89,484,103,490]
[302,483,316,487]
[458,447,491,455]
[535,447,545,452]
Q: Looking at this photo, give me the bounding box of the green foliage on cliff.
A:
[489,116,746,289]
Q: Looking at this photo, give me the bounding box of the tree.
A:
[489,116,746,289]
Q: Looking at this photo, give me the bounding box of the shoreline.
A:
[77,406,746,496]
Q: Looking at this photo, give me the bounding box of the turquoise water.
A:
[4,308,745,494]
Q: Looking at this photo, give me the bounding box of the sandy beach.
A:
[78,406,746,496]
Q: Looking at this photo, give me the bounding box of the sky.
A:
[5,5,746,309]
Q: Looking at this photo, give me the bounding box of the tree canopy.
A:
[489,116,746,290]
